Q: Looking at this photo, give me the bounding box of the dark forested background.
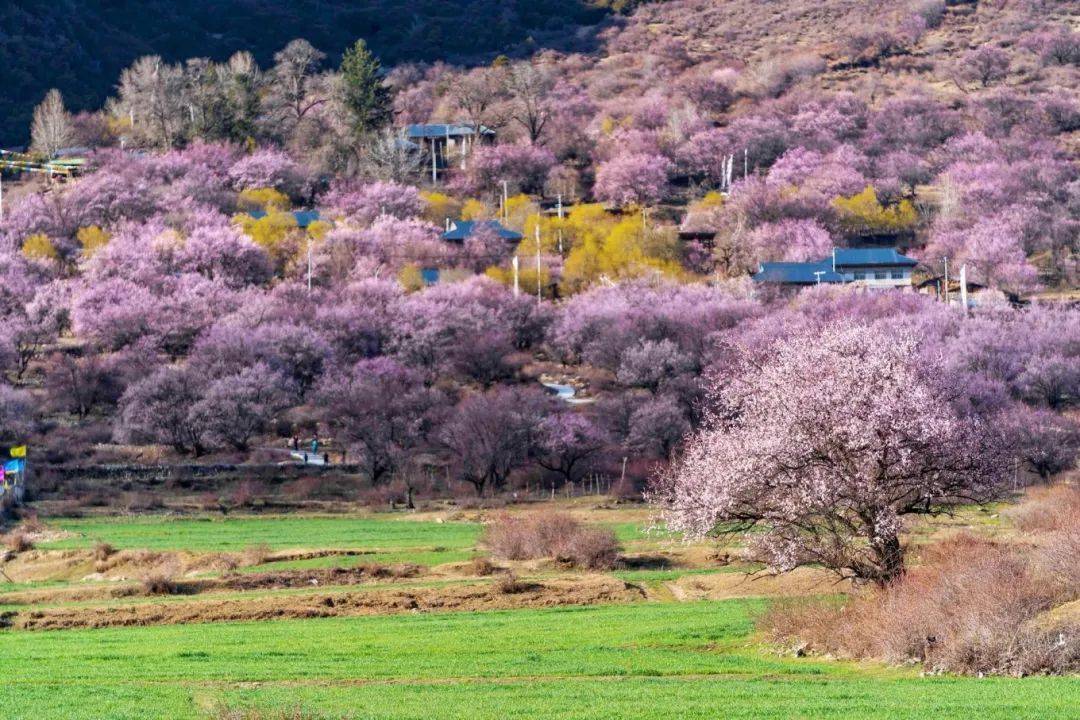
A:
[0,0,614,146]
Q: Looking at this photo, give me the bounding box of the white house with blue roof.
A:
[754,248,918,290]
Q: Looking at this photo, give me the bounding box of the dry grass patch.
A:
[766,533,1080,676]
[1010,483,1080,533]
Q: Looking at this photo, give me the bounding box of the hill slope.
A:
[0,0,613,146]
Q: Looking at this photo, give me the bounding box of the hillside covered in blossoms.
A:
[0,2,1078,716]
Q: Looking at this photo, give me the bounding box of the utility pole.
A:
[743,148,748,179]
[502,181,509,222]
[557,193,565,254]
[431,140,437,186]
[959,264,968,313]
[535,223,542,304]
[307,236,313,292]
[512,255,520,296]
[943,257,950,306]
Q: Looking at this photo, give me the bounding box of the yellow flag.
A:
[10,446,26,458]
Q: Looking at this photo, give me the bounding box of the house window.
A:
[854,272,866,281]
[891,271,906,280]
[874,271,887,280]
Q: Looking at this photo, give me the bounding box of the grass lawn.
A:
[39,514,482,554]
[2,600,1075,719]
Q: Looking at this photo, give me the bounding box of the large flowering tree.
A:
[651,322,1010,585]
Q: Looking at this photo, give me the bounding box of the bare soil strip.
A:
[0,563,424,607]
[5,576,646,631]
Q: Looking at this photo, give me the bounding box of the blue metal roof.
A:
[754,260,844,284]
[831,247,918,268]
[753,247,918,284]
[442,220,523,243]
[247,210,322,228]
[405,124,495,139]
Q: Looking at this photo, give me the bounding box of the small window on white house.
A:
[854,272,866,280]
[874,271,887,280]
[891,271,905,279]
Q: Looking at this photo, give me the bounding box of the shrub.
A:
[1038,524,1080,591]
[494,571,530,594]
[93,542,116,561]
[469,556,499,576]
[230,480,262,509]
[241,543,272,566]
[4,531,34,553]
[482,510,620,570]
[141,571,179,595]
[1009,484,1080,533]
[765,533,1080,676]
[283,476,323,502]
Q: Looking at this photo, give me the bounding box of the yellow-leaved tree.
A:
[562,213,682,293]
[77,226,110,258]
[22,233,60,262]
[235,211,299,273]
[460,198,493,220]
[238,187,290,213]
[833,186,918,237]
[421,191,462,226]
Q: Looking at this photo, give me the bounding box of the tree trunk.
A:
[874,532,905,586]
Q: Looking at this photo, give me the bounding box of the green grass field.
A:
[40,515,482,554]
[2,600,1076,719]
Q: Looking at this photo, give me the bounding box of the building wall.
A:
[839,266,912,290]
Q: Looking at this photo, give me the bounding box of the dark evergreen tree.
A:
[339,39,392,138]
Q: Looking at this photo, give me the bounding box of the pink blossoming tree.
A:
[593,153,672,207]
[651,322,1010,585]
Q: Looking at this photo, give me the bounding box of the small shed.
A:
[246,210,322,229]
[405,124,495,178]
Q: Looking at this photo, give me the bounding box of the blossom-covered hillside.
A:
[0,0,1076,498]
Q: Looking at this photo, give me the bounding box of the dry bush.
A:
[494,571,529,594]
[1037,525,1080,590]
[19,515,44,533]
[92,542,116,561]
[216,554,241,576]
[283,476,323,502]
[469,556,499,576]
[125,492,164,512]
[4,531,34,553]
[482,510,620,570]
[140,555,183,595]
[743,53,826,97]
[241,543,272,567]
[1010,484,1080,533]
[765,534,1080,676]
[141,571,179,596]
[230,481,262,509]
